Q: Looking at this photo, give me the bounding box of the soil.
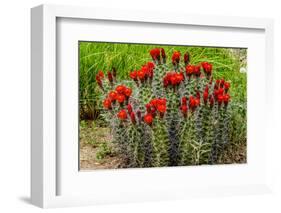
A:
[218,140,247,164]
[79,121,247,170]
[79,122,124,170]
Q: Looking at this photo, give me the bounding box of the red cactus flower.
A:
[217,94,224,106]
[203,91,209,104]
[163,78,169,88]
[137,69,146,80]
[157,104,166,118]
[96,71,105,88]
[181,104,188,113]
[195,97,200,106]
[148,69,153,79]
[189,95,200,111]
[116,94,126,103]
[129,70,138,80]
[115,85,126,94]
[180,104,188,117]
[201,62,212,76]
[163,73,171,84]
[184,52,190,65]
[214,84,219,90]
[189,96,195,106]
[223,94,230,106]
[147,61,154,69]
[157,104,166,113]
[189,95,196,110]
[103,98,112,109]
[95,75,103,88]
[185,65,194,77]
[189,98,196,110]
[144,62,154,79]
[170,75,177,85]
[146,103,152,113]
[151,107,157,118]
[161,48,166,62]
[163,72,184,87]
[209,95,214,108]
[150,48,161,61]
[172,51,181,65]
[144,113,153,125]
[107,71,113,83]
[214,89,219,99]
[117,109,127,120]
[141,65,148,74]
[194,65,201,77]
[97,70,104,79]
[218,88,224,96]
[176,72,184,82]
[127,104,133,114]
[214,88,224,100]
[109,91,117,101]
[224,82,230,92]
[157,98,167,106]
[124,87,132,97]
[147,98,167,118]
[220,79,225,88]
[150,99,158,108]
[181,97,187,106]
[130,112,136,124]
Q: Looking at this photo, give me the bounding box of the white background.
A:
[0,0,281,212]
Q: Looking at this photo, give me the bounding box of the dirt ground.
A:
[218,141,247,164]
[79,121,124,170]
[79,121,246,170]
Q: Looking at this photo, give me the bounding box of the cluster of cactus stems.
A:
[96,48,232,167]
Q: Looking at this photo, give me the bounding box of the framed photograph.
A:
[31,4,274,208]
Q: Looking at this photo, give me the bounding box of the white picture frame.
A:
[31,4,274,208]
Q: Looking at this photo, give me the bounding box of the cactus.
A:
[96,48,233,167]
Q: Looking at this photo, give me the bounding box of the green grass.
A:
[79,41,247,120]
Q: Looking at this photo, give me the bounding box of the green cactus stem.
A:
[178,116,193,165]
[138,85,153,113]
[209,103,228,164]
[152,64,166,98]
[127,124,145,167]
[112,122,131,167]
[165,90,181,166]
[151,118,169,167]
[140,123,153,167]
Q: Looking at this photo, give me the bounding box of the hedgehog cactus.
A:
[96,48,232,168]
